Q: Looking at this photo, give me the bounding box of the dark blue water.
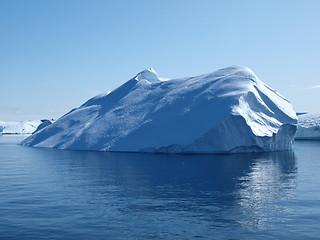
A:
[0,136,319,239]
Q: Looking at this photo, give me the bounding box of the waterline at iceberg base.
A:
[21,66,297,154]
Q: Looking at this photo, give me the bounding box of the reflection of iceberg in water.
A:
[236,151,297,230]
[33,147,298,238]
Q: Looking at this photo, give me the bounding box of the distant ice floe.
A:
[295,113,320,140]
[0,119,54,135]
[0,120,42,134]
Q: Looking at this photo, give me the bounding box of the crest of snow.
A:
[21,66,297,153]
[159,77,171,81]
[91,90,111,100]
[134,68,161,83]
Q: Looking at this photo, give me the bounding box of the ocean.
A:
[0,135,319,239]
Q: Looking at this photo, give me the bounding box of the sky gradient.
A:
[1,0,319,121]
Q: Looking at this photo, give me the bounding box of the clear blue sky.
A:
[1,0,319,121]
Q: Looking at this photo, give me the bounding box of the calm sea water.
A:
[0,135,319,240]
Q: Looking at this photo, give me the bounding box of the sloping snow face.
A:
[0,120,42,134]
[33,120,53,134]
[295,113,320,140]
[21,66,297,153]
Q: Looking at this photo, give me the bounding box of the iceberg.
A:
[0,120,42,134]
[295,113,320,140]
[21,66,297,153]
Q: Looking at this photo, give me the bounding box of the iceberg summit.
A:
[22,66,298,154]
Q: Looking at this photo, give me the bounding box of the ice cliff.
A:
[295,113,320,140]
[21,66,297,153]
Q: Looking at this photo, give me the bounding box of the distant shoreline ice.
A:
[295,113,320,140]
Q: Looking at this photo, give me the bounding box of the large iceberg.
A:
[21,66,297,153]
[295,113,320,140]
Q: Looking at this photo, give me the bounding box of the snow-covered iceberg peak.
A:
[21,66,297,154]
[134,67,161,83]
